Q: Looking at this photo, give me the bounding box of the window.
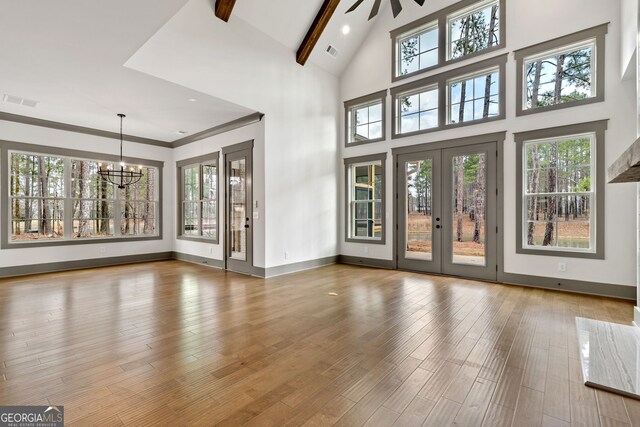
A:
[177,153,219,242]
[397,86,438,134]
[515,24,607,116]
[515,120,606,259]
[4,144,161,248]
[344,90,387,146]
[448,0,500,61]
[344,153,386,243]
[390,0,505,81]
[10,153,65,241]
[71,160,115,238]
[448,67,499,124]
[390,54,506,138]
[396,23,438,77]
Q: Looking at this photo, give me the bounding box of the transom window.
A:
[524,41,595,110]
[8,150,159,244]
[344,154,386,243]
[397,23,438,77]
[397,86,438,134]
[515,24,607,116]
[177,154,219,242]
[448,67,499,124]
[448,0,500,61]
[344,90,387,146]
[349,101,383,143]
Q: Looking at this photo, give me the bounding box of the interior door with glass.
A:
[442,142,497,281]
[225,148,253,275]
[397,150,442,273]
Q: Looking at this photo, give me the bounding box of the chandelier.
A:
[98,113,143,189]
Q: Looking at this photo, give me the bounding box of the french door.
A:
[224,145,253,275]
[397,142,497,281]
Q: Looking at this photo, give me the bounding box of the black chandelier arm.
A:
[98,113,144,189]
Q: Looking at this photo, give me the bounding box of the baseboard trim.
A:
[0,252,173,278]
[338,255,395,269]
[172,252,225,269]
[501,272,635,300]
[262,256,338,278]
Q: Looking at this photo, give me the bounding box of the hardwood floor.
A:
[0,260,636,426]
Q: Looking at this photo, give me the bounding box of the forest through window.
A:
[448,0,500,60]
[9,151,158,243]
[523,134,594,251]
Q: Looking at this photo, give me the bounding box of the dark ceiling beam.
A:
[296,0,341,66]
[214,0,236,22]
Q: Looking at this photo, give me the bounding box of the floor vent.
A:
[326,45,338,57]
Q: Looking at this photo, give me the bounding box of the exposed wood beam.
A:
[214,0,236,22]
[296,0,341,66]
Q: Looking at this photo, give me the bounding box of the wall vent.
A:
[326,45,338,57]
[3,94,38,108]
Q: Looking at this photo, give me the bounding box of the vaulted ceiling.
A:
[0,0,391,140]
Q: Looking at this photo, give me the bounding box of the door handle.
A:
[244,217,250,229]
[436,225,441,229]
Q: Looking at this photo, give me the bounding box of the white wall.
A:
[339,0,637,287]
[0,119,173,268]
[126,0,340,270]
[172,120,266,268]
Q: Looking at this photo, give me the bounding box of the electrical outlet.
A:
[558,262,567,272]
[364,246,369,254]
[285,251,289,260]
[209,246,213,254]
[99,246,106,254]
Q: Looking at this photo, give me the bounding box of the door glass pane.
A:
[229,158,246,260]
[451,153,486,266]
[405,159,433,260]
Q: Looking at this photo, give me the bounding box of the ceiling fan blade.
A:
[345,0,366,13]
[414,0,426,5]
[390,0,403,17]
[368,0,382,20]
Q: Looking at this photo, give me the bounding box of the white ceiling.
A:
[0,0,397,141]
[0,0,254,142]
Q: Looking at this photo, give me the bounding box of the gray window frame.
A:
[390,53,507,139]
[176,152,220,244]
[514,23,608,117]
[344,152,387,245]
[344,90,387,147]
[514,120,607,259]
[0,140,164,249]
[390,0,506,83]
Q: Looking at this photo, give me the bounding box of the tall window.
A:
[515,24,607,116]
[71,160,115,238]
[8,149,160,245]
[345,154,386,243]
[396,23,438,77]
[515,121,606,259]
[344,90,386,146]
[177,154,218,242]
[10,153,65,241]
[448,0,500,61]
[397,86,438,134]
[120,166,157,237]
[448,67,499,124]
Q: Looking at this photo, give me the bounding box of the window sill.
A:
[516,246,602,260]
[2,235,162,250]
[345,237,386,245]
[176,235,219,244]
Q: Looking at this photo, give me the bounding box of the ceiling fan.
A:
[346,0,426,20]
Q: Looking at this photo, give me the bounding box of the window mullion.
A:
[64,157,72,240]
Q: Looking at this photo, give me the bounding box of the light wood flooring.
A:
[0,260,637,426]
